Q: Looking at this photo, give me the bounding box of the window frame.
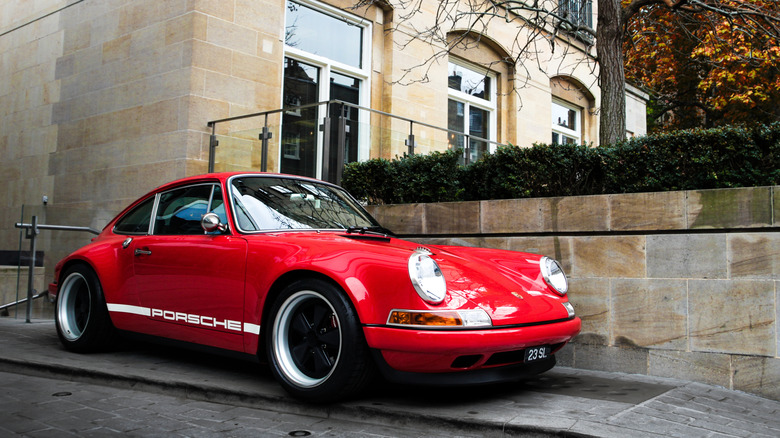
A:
[447,58,498,161]
[551,98,582,145]
[152,183,225,236]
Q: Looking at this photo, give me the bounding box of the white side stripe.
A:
[244,323,260,335]
[107,303,151,316]
[106,303,259,335]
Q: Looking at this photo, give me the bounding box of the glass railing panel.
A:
[211,111,283,174]
[206,100,507,181]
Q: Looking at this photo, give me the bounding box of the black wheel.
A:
[266,279,375,402]
[55,265,115,353]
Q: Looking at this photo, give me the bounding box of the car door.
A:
[130,183,248,352]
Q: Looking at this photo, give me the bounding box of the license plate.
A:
[524,346,550,363]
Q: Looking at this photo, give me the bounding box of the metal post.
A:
[463,135,471,166]
[320,109,332,183]
[208,123,219,173]
[25,216,38,323]
[259,114,272,172]
[405,122,416,156]
[335,103,347,186]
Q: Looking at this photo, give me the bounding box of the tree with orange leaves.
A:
[367,0,780,143]
[625,0,780,131]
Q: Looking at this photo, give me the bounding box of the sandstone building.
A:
[1,0,645,313]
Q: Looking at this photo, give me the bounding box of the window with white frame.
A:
[551,99,582,145]
[447,60,496,164]
[282,0,370,180]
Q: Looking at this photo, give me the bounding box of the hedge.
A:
[342,123,780,204]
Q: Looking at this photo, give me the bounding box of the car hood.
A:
[249,231,571,326]
[429,245,571,325]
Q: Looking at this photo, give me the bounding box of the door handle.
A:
[134,249,152,256]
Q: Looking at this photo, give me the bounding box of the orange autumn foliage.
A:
[623,0,780,130]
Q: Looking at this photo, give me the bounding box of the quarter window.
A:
[114,197,155,235]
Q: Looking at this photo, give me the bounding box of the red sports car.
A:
[49,172,580,401]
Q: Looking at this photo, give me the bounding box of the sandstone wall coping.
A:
[366,186,779,235]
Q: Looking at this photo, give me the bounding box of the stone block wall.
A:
[366,186,780,400]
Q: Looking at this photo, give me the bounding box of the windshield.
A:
[229,176,381,232]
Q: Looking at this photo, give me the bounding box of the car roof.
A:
[103,172,333,234]
[152,172,326,193]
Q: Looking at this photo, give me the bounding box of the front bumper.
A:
[363,316,581,374]
[370,349,557,386]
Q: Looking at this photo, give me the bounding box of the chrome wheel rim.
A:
[57,272,91,341]
[272,291,342,388]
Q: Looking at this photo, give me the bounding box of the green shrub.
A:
[603,124,780,193]
[341,158,395,205]
[343,149,463,204]
[342,123,780,204]
[463,143,606,200]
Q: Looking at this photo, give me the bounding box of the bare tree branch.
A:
[369,0,779,144]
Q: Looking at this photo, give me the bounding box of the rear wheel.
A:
[55,265,115,353]
[266,279,374,402]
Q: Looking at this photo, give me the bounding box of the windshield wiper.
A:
[345,226,394,237]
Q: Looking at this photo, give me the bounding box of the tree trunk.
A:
[596,0,626,145]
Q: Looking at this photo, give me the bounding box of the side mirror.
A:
[201,212,228,233]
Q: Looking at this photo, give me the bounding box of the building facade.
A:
[1,0,645,304]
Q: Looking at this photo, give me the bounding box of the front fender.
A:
[53,236,139,319]
[244,238,420,329]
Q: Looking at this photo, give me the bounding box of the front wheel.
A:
[55,265,115,353]
[266,279,374,402]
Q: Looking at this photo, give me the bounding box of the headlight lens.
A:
[540,256,568,296]
[408,250,447,304]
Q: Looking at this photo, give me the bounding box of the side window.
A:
[154,184,223,235]
[114,197,155,235]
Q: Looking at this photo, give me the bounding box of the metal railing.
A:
[207,99,506,185]
[12,216,100,323]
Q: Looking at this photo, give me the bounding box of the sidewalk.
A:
[1,317,778,437]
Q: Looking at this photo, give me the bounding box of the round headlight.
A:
[408,251,447,304]
[540,256,568,296]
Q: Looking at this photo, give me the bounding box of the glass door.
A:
[326,72,360,183]
[281,58,320,178]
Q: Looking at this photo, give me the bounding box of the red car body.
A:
[49,172,580,401]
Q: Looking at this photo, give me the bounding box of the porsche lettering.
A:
[150,308,242,331]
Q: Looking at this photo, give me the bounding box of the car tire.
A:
[55,265,116,353]
[266,278,375,402]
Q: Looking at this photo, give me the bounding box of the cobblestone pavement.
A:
[1,318,779,437]
[0,371,476,437]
